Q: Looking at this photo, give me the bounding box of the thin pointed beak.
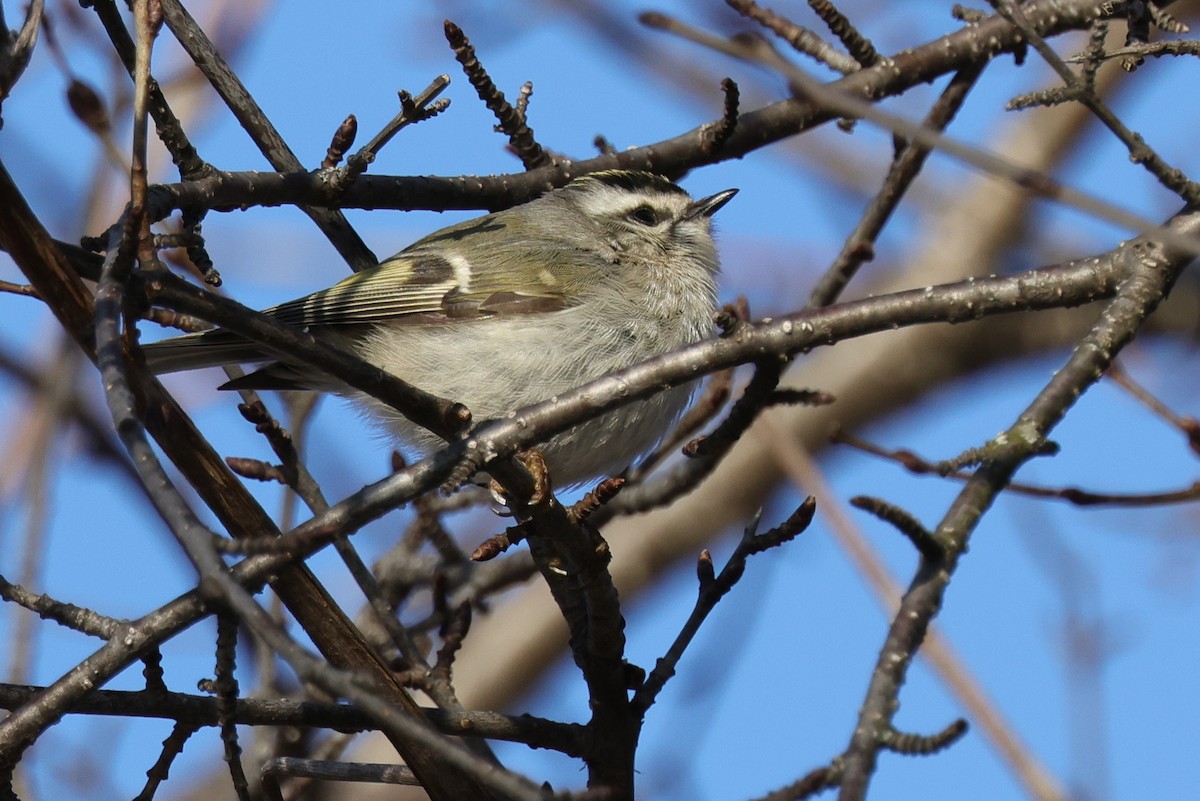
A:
[686,188,739,220]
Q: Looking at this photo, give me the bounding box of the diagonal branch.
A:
[836,196,1198,801]
[153,0,377,270]
[0,159,507,801]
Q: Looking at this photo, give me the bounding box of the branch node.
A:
[696,548,716,591]
[768,388,836,408]
[141,648,168,694]
[593,134,616,155]
[755,760,844,800]
[684,357,789,459]
[322,114,358,169]
[849,496,943,561]
[443,20,549,170]
[333,75,452,188]
[225,456,290,485]
[568,477,626,524]
[702,78,739,154]
[714,296,751,337]
[440,444,484,495]
[66,79,111,136]
[726,0,860,73]
[806,0,879,68]
[744,496,816,555]
[950,5,988,24]
[470,526,524,562]
[879,718,969,756]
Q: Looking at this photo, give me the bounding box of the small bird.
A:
[144,170,737,486]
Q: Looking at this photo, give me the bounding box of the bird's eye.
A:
[630,205,659,226]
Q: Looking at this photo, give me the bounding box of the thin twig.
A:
[1107,361,1200,456]
[133,721,200,801]
[638,9,1200,257]
[1066,39,1200,63]
[990,0,1200,204]
[211,614,252,801]
[632,498,815,712]
[835,429,1200,507]
[726,0,860,73]
[154,0,377,269]
[0,681,585,752]
[805,0,879,67]
[0,573,123,639]
[444,21,549,170]
[759,421,1066,801]
[879,719,969,756]
[809,64,984,306]
[339,76,452,183]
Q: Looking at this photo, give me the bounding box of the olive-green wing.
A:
[266,226,577,326]
[143,242,572,374]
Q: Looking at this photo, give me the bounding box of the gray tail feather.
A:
[143,331,324,392]
[219,364,319,391]
[141,330,267,375]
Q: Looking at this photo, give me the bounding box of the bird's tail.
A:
[141,330,266,374]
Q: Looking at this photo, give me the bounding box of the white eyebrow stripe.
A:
[577,188,686,220]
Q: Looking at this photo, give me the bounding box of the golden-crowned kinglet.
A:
[145,170,737,486]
